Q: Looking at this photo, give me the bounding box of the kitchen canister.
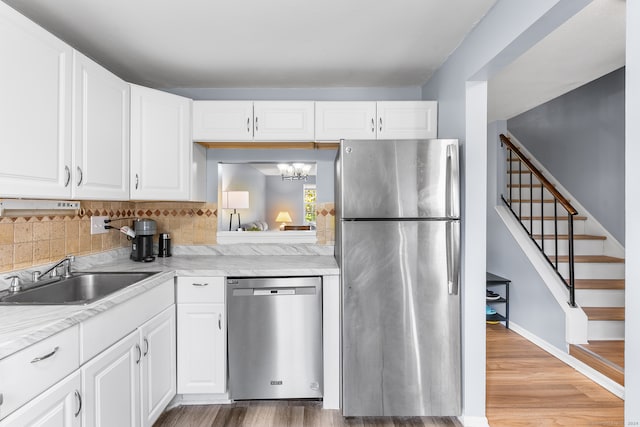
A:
[158,233,172,257]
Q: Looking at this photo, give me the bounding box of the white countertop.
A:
[0,252,339,360]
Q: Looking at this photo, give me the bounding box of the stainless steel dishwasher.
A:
[227,276,323,400]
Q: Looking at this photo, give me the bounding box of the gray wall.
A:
[265,176,315,230]
[507,67,625,244]
[487,121,566,349]
[219,163,266,230]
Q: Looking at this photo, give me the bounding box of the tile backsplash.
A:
[0,200,335,273]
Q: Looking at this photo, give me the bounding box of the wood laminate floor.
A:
[486,323,623,427]
[154,400,462,427]
[155,324,623,427]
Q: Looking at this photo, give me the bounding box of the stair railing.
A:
[499,134,577,307]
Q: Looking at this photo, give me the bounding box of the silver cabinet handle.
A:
[64,166,71,187]
[0,392,3,406]
[135,173,139,190]
[255,116,259,133]
[143,338,149,357]
[247,117,250,133]
[30,346,59,363]
[371,118,375,133]
[218,313,222,330]
[192,282,209,287]
[74,390,82,417]
[379,117,383,132]
[76,166,83,187]
[446,220,460,295]
[135,344,141,364]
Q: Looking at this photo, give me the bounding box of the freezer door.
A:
[339,139,459,219]
[341,220,461,416]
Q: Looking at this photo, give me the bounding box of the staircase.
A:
[500,134,625,385]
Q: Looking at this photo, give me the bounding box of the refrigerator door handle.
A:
[446,143,460,218]
[446,220,460,295]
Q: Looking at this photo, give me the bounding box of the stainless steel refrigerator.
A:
[336,139,461,417]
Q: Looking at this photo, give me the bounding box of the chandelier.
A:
[277,163,311,181]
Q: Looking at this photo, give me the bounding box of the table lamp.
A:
[275,211,292,230]
[222,191,249,231]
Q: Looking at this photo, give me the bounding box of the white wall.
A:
[421,0,593,423]
[625,0,640,423]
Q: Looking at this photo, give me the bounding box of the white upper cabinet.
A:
[253,101,315,141]
[72,51,130,200]
[0,2,73,199]
[130,85,192,201]
[193,101,253,141]
[315,102,377,141]
[376,101,438,139]
[315,101,438,141]
[192,100,315,142]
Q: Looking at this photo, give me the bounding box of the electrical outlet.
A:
[90,216,109,235]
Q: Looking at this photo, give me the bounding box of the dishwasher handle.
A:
[231,286,317,297]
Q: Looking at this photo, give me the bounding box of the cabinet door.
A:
[193,101,253,141]
[315,101,377,141]
[140,306,176,427]
[177,303,226,394]
[376,101,438,139]
[72,51,130,200]
[253,101,314,141]
[82,330,140,427]
[130,85,191,200]
[0,371,81,427]
[0,2,72,198]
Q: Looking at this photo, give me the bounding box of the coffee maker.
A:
[130,218,157,262]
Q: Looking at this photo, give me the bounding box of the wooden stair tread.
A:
[552,255,624,263]
[569,343,624,385]
[520,215,587,221]
[582,340,625,368]
[583,307,625,321]
[532,234,606,240]
[572,279,625,290]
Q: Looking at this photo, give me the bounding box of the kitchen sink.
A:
[0,272,158,305]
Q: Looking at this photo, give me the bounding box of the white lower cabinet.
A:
[176,277,226,395]
[140,306,177,427]
[82,331,140,427]
[82,305,176,427]
[0,371,81,427]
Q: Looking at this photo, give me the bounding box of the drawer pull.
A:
[30,346,59,364]
[135,344,142,364]
[143,338,149,357]
[192,282,209,287]
[74,390,82,417]
[218,313,222,330]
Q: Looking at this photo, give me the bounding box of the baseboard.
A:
[509,322,625,398]
[458,415,490,427]
[169,393,232,407]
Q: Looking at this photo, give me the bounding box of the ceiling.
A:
[488,0,626,121]
[0,0,496,88]
[2,0,625,120]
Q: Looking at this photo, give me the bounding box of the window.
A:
[303,184,317,225]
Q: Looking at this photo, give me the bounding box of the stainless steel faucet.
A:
[4,276,21,293]
[33,255,75,282]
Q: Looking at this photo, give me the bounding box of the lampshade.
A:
[222,191,249,209]
[275,211,292,223]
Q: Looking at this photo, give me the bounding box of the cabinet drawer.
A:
[80,278,174,363]
[176,276,225,303]
[0,325,79,420]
